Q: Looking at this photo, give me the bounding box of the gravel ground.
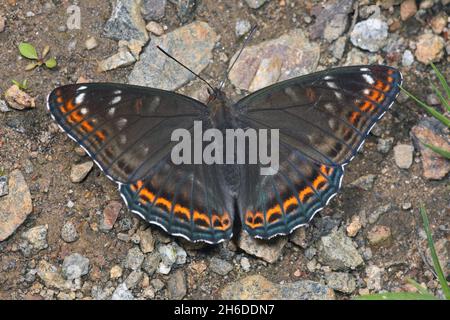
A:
[0,0,449,300]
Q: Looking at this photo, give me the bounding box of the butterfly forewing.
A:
[48,83,208,183]
[236,65,402,167]
[235,65,402,239]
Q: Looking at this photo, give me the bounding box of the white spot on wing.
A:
[108,107,116,117]
[77,86,87,91]
[284,87,299,101]
[117,118,127,130]
[119,134,127,144]
[363,74,375,84]
[111,96,122,105]
[324,103,334,112]
[80,107,88,115]
[360,67,370,72]
[75,93,85,105]
[327,82,338,89]
[334,91,342,99]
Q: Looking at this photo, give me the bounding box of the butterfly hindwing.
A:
[120,159,234,243]
[238,145,344,239]
[235,65,402,239]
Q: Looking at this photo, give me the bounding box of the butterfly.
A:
[47,64,402,244]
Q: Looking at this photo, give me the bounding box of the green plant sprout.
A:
[11,79,29,91]
[18,42,57,71]
[355,206,450,300]
[399,63,450,160]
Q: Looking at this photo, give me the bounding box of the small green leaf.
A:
[44,57,57,69]
[25,62,38,71]
[355,292,438,300]
[19,42,38,60]
[419,206,450,300]
[12,80,21,87]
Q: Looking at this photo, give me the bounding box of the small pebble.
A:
[0,176,8,197]
[346,215,362,237]
[146,21,164,36]
[125,247,145,271]
[209,257,233,275]
[394,144,414,169]
[402,50,414,67]
[402,202,412,210]
[62,253,90,280]
[61,221,78,243]
[70,161,94,183]
[110,265,123,279]
[400,0,417,21]
[377,137,394,154]
[235,19,251,37]
[367,225,392,246]
[240,257,251,272]
[85,37,98,50]
[0,15,5,32]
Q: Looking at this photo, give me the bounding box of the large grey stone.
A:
[104,0,149,42]
[0,170,33,241]
[228,29,320,92]
[317,228,364,270]
[350,18,388,52]
[128,21,218,90]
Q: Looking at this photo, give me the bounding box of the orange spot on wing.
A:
[359,101,375,112]
[139,187,155,203]
[212,211,231,231]
[95,130,106,141]
[155,197,172,211]
[81,120,94,133]
[349,111,361,125]
[174,204,191,221]
[245,210,264,229]
[299,187,314,202]
[312,173,327,190]
[283,196,299,213]
[266,204,282,224]
[194,211,211,228]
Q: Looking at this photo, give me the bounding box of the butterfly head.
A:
[206,87,227,104]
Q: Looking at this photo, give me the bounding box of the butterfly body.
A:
[48,65,402,244]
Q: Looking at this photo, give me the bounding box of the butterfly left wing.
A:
[235,65,402,239]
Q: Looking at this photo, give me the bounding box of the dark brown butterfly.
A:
[47,64,402,244]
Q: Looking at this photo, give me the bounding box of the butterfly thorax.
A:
[208,89,237,130]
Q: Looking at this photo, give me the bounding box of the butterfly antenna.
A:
[157,46,216,92]
[218,24,258,91]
